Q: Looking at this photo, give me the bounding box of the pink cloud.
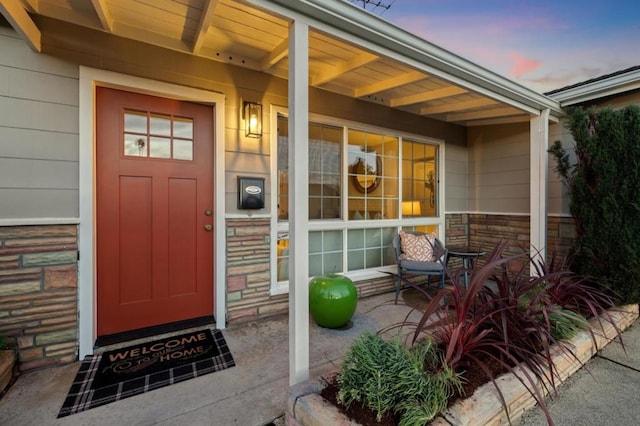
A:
[509,53,541,78]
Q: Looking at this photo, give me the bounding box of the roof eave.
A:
[548,68,640,106]
[248,0,562,118]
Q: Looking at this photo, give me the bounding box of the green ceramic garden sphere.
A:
[309,274,357,328]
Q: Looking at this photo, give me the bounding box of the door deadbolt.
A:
[204,209,212,216]
[204,224,213,231]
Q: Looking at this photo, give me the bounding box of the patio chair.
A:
[392,231,448,304]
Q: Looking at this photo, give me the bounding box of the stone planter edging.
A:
[0,350,17,394]
[286,305,639,426]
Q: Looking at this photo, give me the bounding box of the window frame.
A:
[269,105,445,295]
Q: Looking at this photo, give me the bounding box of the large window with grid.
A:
[273,113,442,288]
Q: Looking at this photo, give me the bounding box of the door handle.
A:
[204,224,212,232]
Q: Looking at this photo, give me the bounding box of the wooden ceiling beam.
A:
[311,52,378,86]
[420,97,498,115]
[389,85,466,107]
[465,116,532,126]
[22,0,37,13]
[192,0,219,54]
[90,0,113,32]
[354,70,425,97]
[260,37,288,71]
[0,0,41,52]
[112,21,192,55]
[446,107,523,122]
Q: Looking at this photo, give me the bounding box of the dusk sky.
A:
[351,0,640,93]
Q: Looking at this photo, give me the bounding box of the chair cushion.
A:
[399,231,435,262]
[400,259,444,272]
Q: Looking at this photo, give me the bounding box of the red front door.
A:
[96,87,214,336]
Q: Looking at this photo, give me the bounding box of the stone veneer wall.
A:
[445,213,469,270]
[547,215,575,259]
[467,214,576,270]
[468,214,531,271]
[445,213,469,247]
[226,218,287,324]
[0,225,78,371]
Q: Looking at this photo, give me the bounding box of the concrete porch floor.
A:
[0,291,423,426]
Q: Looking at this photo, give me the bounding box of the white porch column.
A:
[288,20,310,386]
[530,109,550,275]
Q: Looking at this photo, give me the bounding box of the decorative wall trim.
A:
[0,218,80,226]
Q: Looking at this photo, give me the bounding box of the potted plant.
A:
[0,335,17,395]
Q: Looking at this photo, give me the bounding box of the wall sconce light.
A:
[243,101,262,138]
[402,200,422,216]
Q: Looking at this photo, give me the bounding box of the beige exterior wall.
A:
[0,26,79,219]
[467,123,530,213]
[591,89,640,109]
[444,139,469,212]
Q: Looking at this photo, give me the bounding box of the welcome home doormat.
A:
[58,329,235,417]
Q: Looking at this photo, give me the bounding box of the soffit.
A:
[11,0,552,126]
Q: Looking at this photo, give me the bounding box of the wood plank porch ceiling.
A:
[16,0,533,126]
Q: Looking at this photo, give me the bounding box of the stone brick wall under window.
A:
[225,219,404,325]
[468,214,531,272]
[226,218,287,324]
[446,213,575,269]
[0,225,78,372]
[224,215,576,325]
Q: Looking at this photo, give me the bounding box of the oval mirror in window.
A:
[350,152,381,193]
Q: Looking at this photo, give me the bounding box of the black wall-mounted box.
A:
[238,176,265,209]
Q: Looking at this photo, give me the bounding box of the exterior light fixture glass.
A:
[243,101,262,138]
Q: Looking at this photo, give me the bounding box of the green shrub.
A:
[336,332,460,424]
[549,308,588,341]
[549,105,640,304]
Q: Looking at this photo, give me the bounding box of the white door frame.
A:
[78,67,226,358]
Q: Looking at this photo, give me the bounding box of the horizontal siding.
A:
[4,66,78,106]
[593,90,640,109]
[0,158,78,189]
[0,27,79,220]
[474,169,529,186]
[225,148,271,174]
[0,28,77,77]
[468,122,530,213]
[0,97,78,133]
[0,127,78,161]
[0,65,6,95]
[0,188,78,218]
[445,139,468,212]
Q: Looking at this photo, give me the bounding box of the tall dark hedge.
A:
[549,105,640,304]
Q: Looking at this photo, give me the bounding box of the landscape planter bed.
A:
[286,305,638,426]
